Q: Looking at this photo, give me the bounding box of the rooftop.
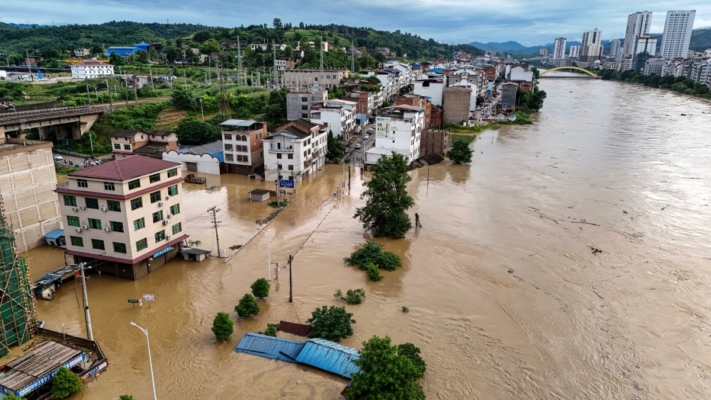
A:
[111,129,143,138]
[68,155,179,181]
[0,341,82,393]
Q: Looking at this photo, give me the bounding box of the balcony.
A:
[269,146,295,153]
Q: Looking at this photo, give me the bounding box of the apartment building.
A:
[70,60,114,79]
[366,105,424,166]
[263,119,328,182]
[220,120,267,174]
[395,94,432,128]
[310,100,357,141]
[110,130,178,159]
[55,156,187,280]
[283,69,350,90]
[343,91,376,116]
[275,57,295,70]
[443,87,473,125]
[419,130,450,158]
[581,28,603,62]
[553,37,567,60]
[286,90,328,121]
[0,138,62,253]
[660,10,696,59]
[413,78,446,107]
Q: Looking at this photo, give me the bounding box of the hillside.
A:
[690,27,711,51]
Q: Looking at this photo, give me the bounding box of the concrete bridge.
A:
[0,106,108,139]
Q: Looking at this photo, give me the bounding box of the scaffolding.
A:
[0,196,37,358]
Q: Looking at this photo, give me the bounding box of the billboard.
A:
[375,117,391,139]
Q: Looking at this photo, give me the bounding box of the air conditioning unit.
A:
[101,206,107,212]
[79,205,86,210]
[166,214,171,219]
[158,201,164,207]
[166,235,171,240]
[75,228,82,233]
[165,196,170,201]
[81,225,88,230]
[162,220,169,225]
[104,227,110,232]
[72,207,78,212]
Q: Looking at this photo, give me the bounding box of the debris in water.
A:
[507,267,515,274]
[572,219,600,226]
[256,210,282,225]
[589,246,603,255]
[661,204,670,211]
[623,210,628,214]
[229,244,243,250]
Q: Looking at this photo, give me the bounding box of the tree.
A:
[212,311,234,340]
[119,396,135,400]
[251,278,270,298]
[258,323,279,337]
[344,241,401,271]
[326,130,345,161]
[349,336,426,400]
[171,88,195,109]
[365,263,382,281]
[109,52,126,66]
[51,366,82,399]
[354,153,414,239]
[334,288,366,305]
[235,293,260,318]
[273,18,283,30]
[176,116,222,145]
[165,46,181,64]
[397,343,426,378]
[4,395,26,400]
[447,139,473,164]
[200,38,221,55]
[307,305,355,342]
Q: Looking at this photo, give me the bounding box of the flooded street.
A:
[24,79,711,399]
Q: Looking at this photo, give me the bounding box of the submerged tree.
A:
[447,139,473,164]
[250,278,271,299]
[235,294,260,318]
[51,367,82,399]
[354,153,414,238]
[307,306,355,343]
[212,311,234,340]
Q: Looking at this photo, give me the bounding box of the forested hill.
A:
[0,20,481,64]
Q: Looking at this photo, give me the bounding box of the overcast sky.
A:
[2,0,710,46]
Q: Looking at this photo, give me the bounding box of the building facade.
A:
[581,28,603,62]
[413,79,445,107]
[310,100,357,141]
[419,129,450,158]
[660,10,696,59]
[443,87,473,124]
[0,138,62,253]
[220,120,267,174]
[367,105,424,165]
[70,60,114,79]
[282,69,350,90]
[55,156,187,280]
[635,36,658,57]
[263,120,328,183]
[569,46,580,58]
[286,90,327,121]
[610,39,623,61]
[553,38,567,60]
[110,130,178,160]
[623,12,653,58]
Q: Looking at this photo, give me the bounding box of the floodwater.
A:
[23,78,711,399]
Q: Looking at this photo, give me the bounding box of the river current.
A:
[22,77,711,399]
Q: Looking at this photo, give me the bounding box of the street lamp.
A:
[130,322,158,400]
[198,98,204,121]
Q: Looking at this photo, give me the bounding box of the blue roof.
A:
[44,229,64,240]
[234,333,305,363]
[355,114,368,124]
[208,150,224,162]
[295,338,360,379]
[429,68,444,73]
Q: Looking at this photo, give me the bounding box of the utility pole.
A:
[319,35,324,90]
[106,79,113,112]
[288,255,294,302]
[25,50,32,81]
[207,206,222,257]
[273,40,278,90]
[79,263,94,340]
[149,66,155,90]
[85,77,92,105]
[133,79,138,103]
[267,235,271,281]
[275,180,279,205]
[351,38,355,74]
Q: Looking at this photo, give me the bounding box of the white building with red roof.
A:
[70,60,114,79]
[55,156,188,280]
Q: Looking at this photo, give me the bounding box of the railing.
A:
[268,147,295,153]
[0,105,109,124]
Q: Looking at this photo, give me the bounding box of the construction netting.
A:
[0,200,37,358]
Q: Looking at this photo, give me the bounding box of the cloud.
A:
[2,0,709,46]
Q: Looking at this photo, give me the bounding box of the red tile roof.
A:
[68,155,179,181]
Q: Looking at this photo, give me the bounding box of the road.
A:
[346,123,376,165]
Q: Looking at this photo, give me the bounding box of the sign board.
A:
[153,246,173,258]
[375,116,391,139]
[143,294,155,302]
[128,299,141,304]
[279,180,295,189]
[279,190,286,194]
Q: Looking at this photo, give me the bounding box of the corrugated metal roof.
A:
[295,339,360,379]
[234,333,305,363]
[44,229,64,240]
[208,150,224,162]
[220,119,258,127]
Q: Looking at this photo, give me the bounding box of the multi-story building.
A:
[344,91,376,116]
[644,58,666,75]
[110,130,178,160]
[220,120,267,174]
[660,10,696,59]
[70,60,114,79]
[263,119,328,182]
[55,156,187,280]
[395,94,432,128]
[501,82,519,111]
[419,129,450,158]
[623,12,653,58]
[74,48,91,57]
[539,49,548,56]
[282,69,350,90]
[310,100,357,141]
[286,90,328,121]
[0,138,62,252]
[366,105,424,165]
[553,38,567,60]
[581,28,603,62]
[568,45,580,59]
[413,78,446,107]
[635,36,658,57]
[443,87,473,125]
[610,39,623,61]
[275,57,295,70]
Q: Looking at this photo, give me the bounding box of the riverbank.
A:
[597,68,711,100]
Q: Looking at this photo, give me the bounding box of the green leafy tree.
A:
[212,311,234,340]
[176,116,222,145]
[251,278,270,298]
[119,395,135,400]
[4,395,26,400]
[51,366,82,399]
[365,263,382,281]
[263,88,289,127]
[258,323,279,337]
[447,139,473,164]
[349,336,426,400]
[354,153,414,238]
[200,38,221,55]
[165,46,181,64]
[334,288,366,305]
[235,294,260,318]
[326,130,345,161]
[171,88,195,109]
[397,343,426,378]
[109,53,126,66]
[344,241,401,271]
[307,305,355,342]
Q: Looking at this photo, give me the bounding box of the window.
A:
[225,154,233,161]
[133,217,145,231]
[278,164,283,170]
[149,173,161,183]
[167,185,178,196]
[136,238,148,251]
[114,143,121,150]
[288,165,294,171]
[170,204,180,215]
[85,198,99,209]
[131,197,143,210]
[172,222,182,235]
[288,154,293,159]
[289,175,294,180]
[301,105,308,110]
[110,221,124,232]
[301,96,308,102]
[224,134,232,140]
[124,144,131,151]
[113,242,127,254]
[302,113,308,118]
[107,200,121,212]
[70,236,84,247]
[155,230,165,242]
[104,182,115,191]
[150,191,161,203]
[277,153,282,159]
[77,179,88,188]
[91,239,105,250]
[67,216,80,227]
[88,218,102,229]
[153,210,164,223]
[167,168,178,178]
[128,179,141,190]
[64,195,77,207]
[225,144,233,151]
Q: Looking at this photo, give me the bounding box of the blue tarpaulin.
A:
[44,229,64,240]
[208,150,224,162]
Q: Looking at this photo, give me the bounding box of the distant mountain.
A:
[469,41,529,53]
[7,23,47,28]
[690,27,711,51]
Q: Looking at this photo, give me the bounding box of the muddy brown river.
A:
[21,79,711,399]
